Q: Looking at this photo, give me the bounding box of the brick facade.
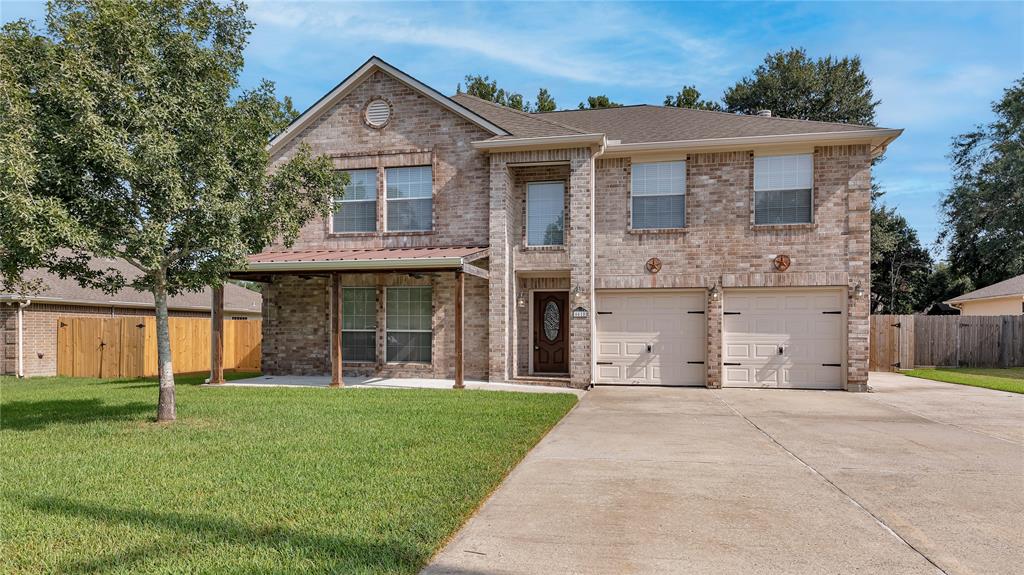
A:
[258,65,873,392]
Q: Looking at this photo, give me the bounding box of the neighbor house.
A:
[224,56,902,391]
[1,259,261,377]
[946,274,1024,316]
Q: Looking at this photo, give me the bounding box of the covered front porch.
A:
[208,246,490,389]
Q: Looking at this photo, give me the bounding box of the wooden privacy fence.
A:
[870,314,1024,371]
[57,317,261,378]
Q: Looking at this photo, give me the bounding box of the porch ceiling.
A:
[239,246,488,274]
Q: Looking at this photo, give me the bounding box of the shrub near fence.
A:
[870,314,1024,371]
[57,316,261,378]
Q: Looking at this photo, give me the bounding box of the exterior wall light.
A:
[516,290,528,309]
[571,285,585,305]
[709,283,721,302]
[853,283,865,298]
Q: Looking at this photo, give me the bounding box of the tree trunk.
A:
[153,276,176,422]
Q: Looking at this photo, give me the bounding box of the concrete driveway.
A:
[423,372,1023,575]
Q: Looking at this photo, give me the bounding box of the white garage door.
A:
[722,288,845,389]
[595,290,706,386]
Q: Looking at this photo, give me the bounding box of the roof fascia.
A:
[471,133,607,152]
[598,129,904,159]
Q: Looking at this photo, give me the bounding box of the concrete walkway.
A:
[423,372,1023,575]
[215,374,585,397]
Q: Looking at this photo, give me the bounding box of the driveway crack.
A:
[712,392,950,575]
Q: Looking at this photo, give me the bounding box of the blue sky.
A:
[4,1,1021,256]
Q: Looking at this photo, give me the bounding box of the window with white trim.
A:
[342,287,376,362]
[526,181,565,246]
[631,161,685,229]
[386,286,432,363]
[753,154,813,225]
[386,166,432,231]
[333,169,377,233]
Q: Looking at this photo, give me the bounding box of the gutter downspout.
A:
[16,300,31,378]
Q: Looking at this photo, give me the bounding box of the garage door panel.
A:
[723,288,844,390]
[595,290,706,386]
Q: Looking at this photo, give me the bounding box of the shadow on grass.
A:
[0,399,152,431]
[20,495,423,574]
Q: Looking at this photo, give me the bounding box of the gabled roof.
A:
[269,56,510,155]
[946,274,1024,304]
[1,259,262,314]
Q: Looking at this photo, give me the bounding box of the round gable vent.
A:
[364,98,392,128]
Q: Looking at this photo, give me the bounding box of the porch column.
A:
[209,284,225,384]
[453,270,465,389]
[330,272,344,387]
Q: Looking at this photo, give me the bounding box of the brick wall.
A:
[0,303,220,377]
[260,272,488,380]
[592,145,873,390]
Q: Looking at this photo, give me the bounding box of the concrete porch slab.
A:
[208,375,585,397]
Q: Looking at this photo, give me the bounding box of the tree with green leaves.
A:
[534,88,557,113]
[723,48,878,124]
[664,85,723,111]
[920,262,974,312]
[578,95,622,110]
[0,0,344,422]
[870,205,933,313]
[459,74,528,111]
[940,76,1024,289]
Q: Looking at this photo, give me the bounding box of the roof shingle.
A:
[946,274,1024,304]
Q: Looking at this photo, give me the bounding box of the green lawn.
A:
[903,367,1024,394]
[0,372,577,574]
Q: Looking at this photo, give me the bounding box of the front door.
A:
[533,291,569,373]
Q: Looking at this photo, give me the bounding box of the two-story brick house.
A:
[222,56,901,391]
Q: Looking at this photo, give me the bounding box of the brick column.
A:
[705,285,723,388]
[568,150,596,388]
[487,157,512,382]
[846,279,870,391]
[845,145,872,391]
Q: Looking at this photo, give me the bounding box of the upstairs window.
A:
[631,161,686,229]
[526,181,565,246]
[342,287,376,362]
[754,154,813,225]
[386,166,433,231]
[333,169,377,233]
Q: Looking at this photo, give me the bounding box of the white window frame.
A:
[341,286,377,363]
[753,154,814,225]
[384,286,432,364]
[332,169,378,233]
[525,180,566,247]
[384,166,433,232]
[629,161,687,230]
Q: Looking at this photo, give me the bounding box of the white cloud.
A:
[246,1,730,87]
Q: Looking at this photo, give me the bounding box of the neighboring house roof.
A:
[1,259,261,314]
[269,56,509,155]
[946,274,1024,304]
[245,246,488,273]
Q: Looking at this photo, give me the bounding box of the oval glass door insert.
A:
[543,301,560,341]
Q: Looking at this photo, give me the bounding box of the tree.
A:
[723,48,878,124]
[920,262,974,311]
[940,76,1024,289]
[664,85,723,111]
[0,0,344,422]
[870,205,933,313]
[534,88,557,113]
[578,95,622,109]
[459,74,528,111]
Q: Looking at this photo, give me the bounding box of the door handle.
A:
[646,344,652,353]
[777,345,784,355]
[534,345,539,350]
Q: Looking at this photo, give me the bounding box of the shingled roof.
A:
[451,93,589,138]
[946,274,1024,304]
[2,259,262,315]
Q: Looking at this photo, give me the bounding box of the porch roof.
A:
[242,246,488,273]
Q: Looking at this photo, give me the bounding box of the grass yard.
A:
[0,372,577,574]
[903,367,1024,394]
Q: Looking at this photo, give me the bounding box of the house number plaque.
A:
[572,306,589,319]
